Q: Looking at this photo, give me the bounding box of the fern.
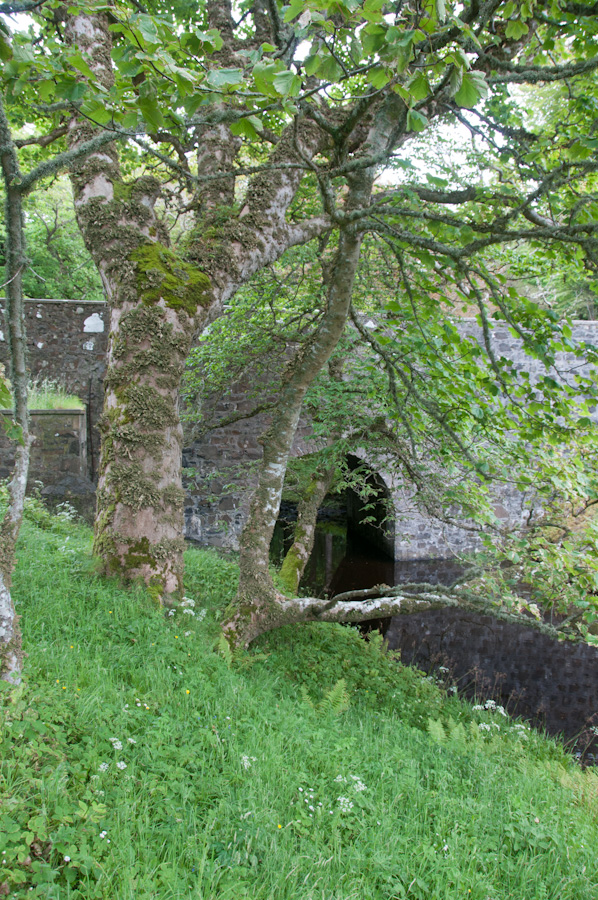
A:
[318,679,350,716]
[217,632,233,669]
[427,718,447,743]
[300,679,350,716]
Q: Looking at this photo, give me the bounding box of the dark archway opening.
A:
[271,455,396,634]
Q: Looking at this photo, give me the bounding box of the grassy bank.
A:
[1,504,598,899]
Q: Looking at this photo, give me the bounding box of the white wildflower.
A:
[116,761,127,770]
[182,608,195,615]
[472,705,484,711]
[197,609,207,621]
[109,738,123,750]
[63,856,71,863]
[127,737,137,744]
[478,723,491,732]
[334,775,346,783]
[338,797,354,813]
[484,700,497,710]
[99,762,109,772]
[241,755,256,769]
[349,776,367,792]
[99,831,107,839]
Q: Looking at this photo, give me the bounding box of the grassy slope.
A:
[1,508,598,900]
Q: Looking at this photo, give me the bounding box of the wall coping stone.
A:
[0,408,85,416]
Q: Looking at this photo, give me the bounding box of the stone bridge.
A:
[2,299,597,560]
[3,299,598,755]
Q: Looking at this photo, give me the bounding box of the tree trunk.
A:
[278,463,337,594]
[64,8,330,601]
[65,12,213,600]
[0,95,33,684]
[223,96,404,647]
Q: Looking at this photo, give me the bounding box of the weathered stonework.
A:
[386,608,598,757]
[2,301,598,560]
[0,298,107,480]
[185,320,598,557]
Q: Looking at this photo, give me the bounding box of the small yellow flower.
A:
[108,610,113,614]
[277,824,282,829]
[186,690,190,694]
[62,686,66,690]
[175,635,179,639]
[70,645,74,649]
[56,679,59,683]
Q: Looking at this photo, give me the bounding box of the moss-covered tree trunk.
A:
[66,12,212,599]
[278,464,338,594]
[0,96,33,683]
[65,7,329,600]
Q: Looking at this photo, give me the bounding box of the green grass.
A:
[0,379,84,411]
[1,505,598,899]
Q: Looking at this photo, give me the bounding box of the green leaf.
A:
[406,71,430,101]
[68,53,97,81]
[207,67,244,89]
[316,55,343,82]
[272,69,302,97]
[505,19,529,39]
[252,61,279,96]
[3,418,23,446]
[454,71,488,108]
[137,96,165,129]
[136,15,160,45]
[406,108,428,132]
[230,115,263,140]
[367,66,390,89]
[283,0,305,23]
[0,34,12,62]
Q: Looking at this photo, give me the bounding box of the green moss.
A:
[131,242,212,316]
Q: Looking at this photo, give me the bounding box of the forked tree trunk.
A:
[66,12,212,601]
[0,96,33,683]
[223,97,404,647]
[65,7,329,602]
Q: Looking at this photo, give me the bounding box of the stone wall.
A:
[385,608,598,757]
[2,301,597,558]
[0,409,87,481]
[186,320,598,554]
[0,299,107,481]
